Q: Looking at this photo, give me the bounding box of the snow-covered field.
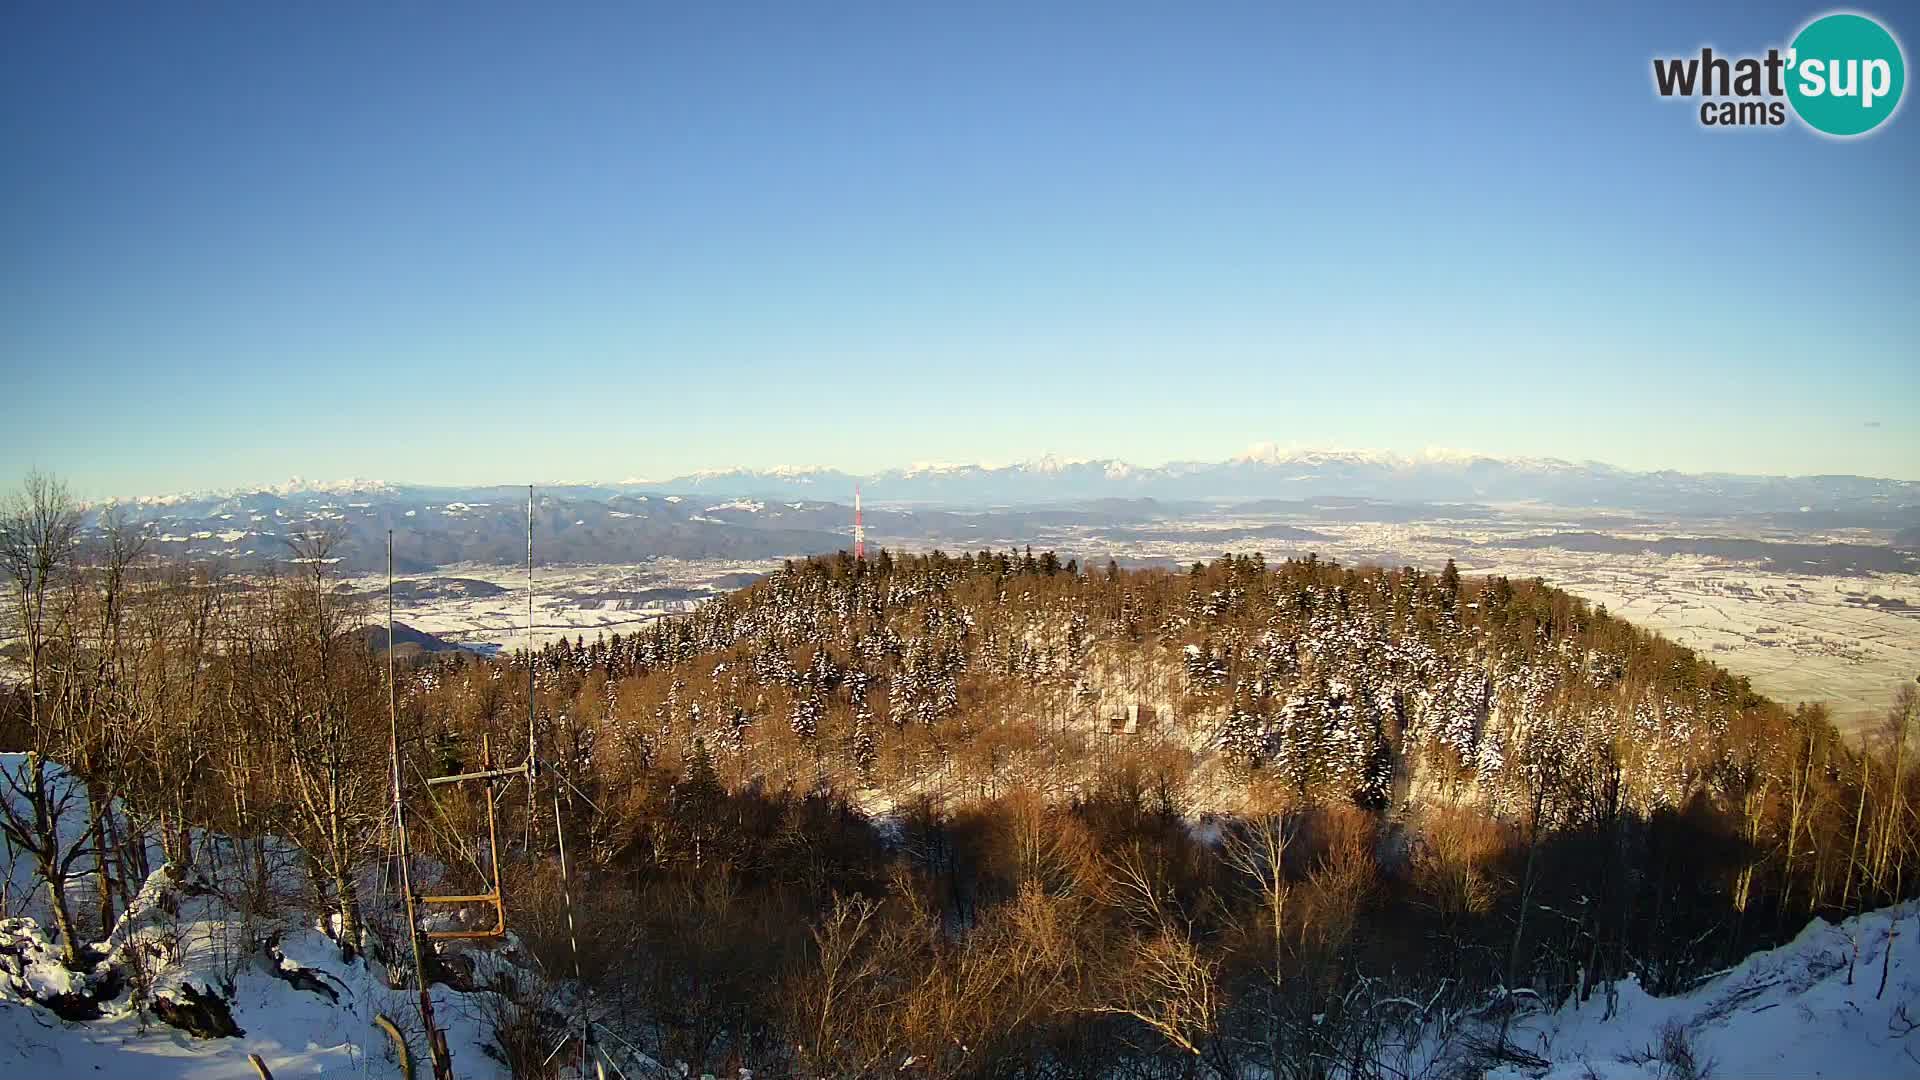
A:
[336,557,781,652]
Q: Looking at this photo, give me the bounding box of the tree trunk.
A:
[43,872,83,967]
[1844,766,1870,910]
[88,792,117,934]
[333,862,361,960]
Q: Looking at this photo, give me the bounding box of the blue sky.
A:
[2,2,1915,498]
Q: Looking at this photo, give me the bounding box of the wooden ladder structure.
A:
[419,735,527,940]
[385,486,544,1078]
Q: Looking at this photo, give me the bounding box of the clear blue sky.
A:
[3,2,1915,498]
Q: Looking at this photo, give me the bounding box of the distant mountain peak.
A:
[640,446,1912,509]
[1016,453,1098,474]
[129,477,398,507]
[673,464,840,486]
[110,446,1914,512]
[899,461,979,477]
[269,476,397,496]
[1231,443,1405,468]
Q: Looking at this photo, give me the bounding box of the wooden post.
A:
[388,533,454,1080]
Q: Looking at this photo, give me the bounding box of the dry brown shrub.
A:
[1411,805,1507,919]
[1302,804,1378,948]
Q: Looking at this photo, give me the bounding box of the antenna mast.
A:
[386,501,555,1078]
[527,484,537,775]
[854,484,865,561]
[400,491,609,1076]
[414,496,534,936]
[387,531,456,1080]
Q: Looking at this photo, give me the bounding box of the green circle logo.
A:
[1787,13,1906,136]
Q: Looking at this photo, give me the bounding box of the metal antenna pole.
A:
[553,786,592,1078]
[528,485,538,778]
[854,484,865,561]
[389,531,454,1080]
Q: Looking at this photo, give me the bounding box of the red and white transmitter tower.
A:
[853,485,865,560]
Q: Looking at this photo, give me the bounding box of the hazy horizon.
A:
[37,439,1919,505]
[34,443,1920,506]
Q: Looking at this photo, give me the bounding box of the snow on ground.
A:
[0,756,525,1080]
[1,870,512,1080]
[0,754,147,924]
[335,559,779,652]
[1490,902,1920,1080]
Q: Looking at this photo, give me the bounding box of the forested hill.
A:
[9,527,1911,1078]
[492,548,1804,824]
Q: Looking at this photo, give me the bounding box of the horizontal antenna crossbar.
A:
[426,762,531,786]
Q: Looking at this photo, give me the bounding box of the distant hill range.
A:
[97,485,1174,572]
[91,448,1916,573]
[349,620,465,660]
[104,489,857,573]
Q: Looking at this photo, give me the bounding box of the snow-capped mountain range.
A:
[119,445,1913,518]
[648,445,1914,510]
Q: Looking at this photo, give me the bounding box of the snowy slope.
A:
[0,755,521,1080]
[1489,902,1920,1080]
[2,754,92,923]
[2,892,509,1080]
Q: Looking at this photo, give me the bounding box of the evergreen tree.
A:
[670,738,727,868]
[790,691,822,739]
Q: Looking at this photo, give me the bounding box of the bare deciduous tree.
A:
[0,471,88,962]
